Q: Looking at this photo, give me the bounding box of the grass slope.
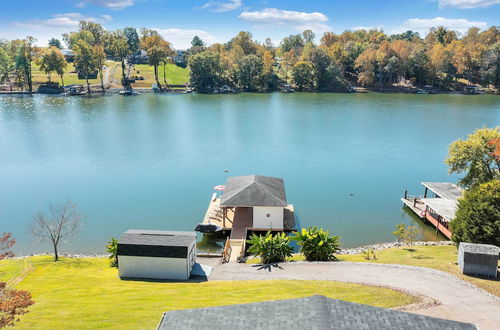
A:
[30,61,189,89]
[248,245,500,297]
[0,256,417,329]
[128,63,189,88]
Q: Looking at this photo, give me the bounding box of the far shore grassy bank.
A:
[247,245,500,297]
[0,256,418,329]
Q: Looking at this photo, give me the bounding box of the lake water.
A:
[1,93,499,255]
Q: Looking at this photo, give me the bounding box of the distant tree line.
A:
[0,22,174,93]
[0,24,498,93]
[186,27,499,92]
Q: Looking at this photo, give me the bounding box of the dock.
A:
[402,182,463,239]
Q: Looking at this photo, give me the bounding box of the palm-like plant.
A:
[247,232,293,264]
[291,226,340,261]
[106,238,118,268]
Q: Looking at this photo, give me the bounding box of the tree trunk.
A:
[121,59,126,86]
[163,62,167,85]
[53,242,59,262]
[27,61,32,93]
[100,68,105,93]
[154,65,162,91]
[86,77,90,94]
[60,75,64,87]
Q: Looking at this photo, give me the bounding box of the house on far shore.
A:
[200,174,295,262]
[402,182,463,239]
[61,49,75,62]
[117,230,196,280]
[157,295,477,330]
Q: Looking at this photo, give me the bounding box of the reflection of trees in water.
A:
[196,234,224,253]
[401,206,447,242]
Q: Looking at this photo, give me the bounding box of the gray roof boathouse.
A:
[220,174,287,207]
[157,295,476,330]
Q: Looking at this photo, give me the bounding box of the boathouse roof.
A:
[220,175,287,207]
[421,182,463,200]
[157,295,476,329]
[421,198,458,222]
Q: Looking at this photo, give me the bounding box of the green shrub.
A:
[451,179,500,246]
[247,232,293,264]
[291,226,341,261]
[106,238,118,268]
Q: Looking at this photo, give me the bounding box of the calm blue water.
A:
[1,93,499,255]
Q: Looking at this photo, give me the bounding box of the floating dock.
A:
[402,182,463,239]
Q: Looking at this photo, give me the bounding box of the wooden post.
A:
[424,187,428,198]
[404,190,407,199]
[223,207,226,228]
[413,198,417,207]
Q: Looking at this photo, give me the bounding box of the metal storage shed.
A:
[458,242,499,278]
[117,230,196,280]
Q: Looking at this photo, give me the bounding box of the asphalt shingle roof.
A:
[157,295,477,330]
[220,175,287,207]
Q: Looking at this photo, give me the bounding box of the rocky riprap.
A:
[338,241,453,255]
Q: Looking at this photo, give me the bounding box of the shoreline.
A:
[10,240,454,259]
[1,88,498,96]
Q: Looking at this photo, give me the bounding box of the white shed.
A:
[117,230,196,281]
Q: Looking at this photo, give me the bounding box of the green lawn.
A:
[0,256,417,329]
[247,245,500,297]
[128,63,189,88]
[31,61,189,89]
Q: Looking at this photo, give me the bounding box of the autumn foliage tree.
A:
[0,233,34,328]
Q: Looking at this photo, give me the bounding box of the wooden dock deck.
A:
[401,197,452,239]
[401,198,426,218]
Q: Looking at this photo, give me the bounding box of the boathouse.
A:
[157,295,476,329]
[402,182,463,239]
[200,175,295,262]
[117,230,196,280]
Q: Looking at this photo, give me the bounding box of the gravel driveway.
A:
[210,262,500,330]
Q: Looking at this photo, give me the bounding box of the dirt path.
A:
[210,262,500,329]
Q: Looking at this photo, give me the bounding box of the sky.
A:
[0,0,499,49]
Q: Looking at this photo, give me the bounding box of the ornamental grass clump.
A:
[247,232,293,264]
[292,226,341,261]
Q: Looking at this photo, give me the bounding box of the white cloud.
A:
[395,17,487,36]
[14,13,113,33]
[200,0,242,12]
[351,25,384,31]
[155,28,218,49]
[435,0,500,9]
[239,8,331,34]
[79,0,135,10]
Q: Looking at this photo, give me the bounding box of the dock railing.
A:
[221,237,232,264]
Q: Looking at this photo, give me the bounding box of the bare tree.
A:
[30,201,83,261]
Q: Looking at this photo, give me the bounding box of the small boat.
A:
[214,85,236,94]
[281,84,295,93]
[66,85,86,96]
[119,87,138,95]
[416,89,429,94]
[346,86,356,93]
[194,223,223,233]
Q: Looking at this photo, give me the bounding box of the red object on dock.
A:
[214,185,226,191]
